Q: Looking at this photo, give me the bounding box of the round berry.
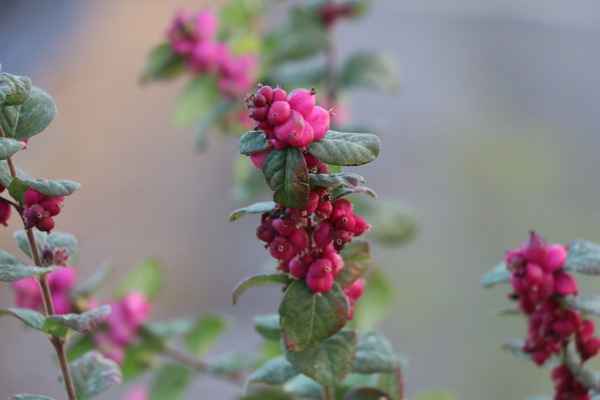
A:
[308,258,333,278]
[306,106,331,142]
[36,216,55,232]
[287,88,316,118]
[274,110,305,146]
[257,85,274,103]
[24,188,45,206]
[306,273,333,293]
[272,86,287,102]
[267,101,292,126]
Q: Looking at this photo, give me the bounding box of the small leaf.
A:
[336,241,370,288]
[245,356,299,390]
[185,315,232,356]
[307,131,380,166]
[0,250,51,281]
[309,173,365,190]
[564,240,600,275]
[0,87,57,140]
[239,131,270,155]
[0,72,31,106]
[14,229,47,260]
[254,314,281,341]
[560,295,600,317]
[351,331,400,374]
[148,363,194,400]
[283,374,323,398]
[0,307,45,330]
[0,137,25,160]
[229,201,276,222]
[21,178,80,197]
[480,262,510,288]
[113,258,164,300]
[341,52,400,93]
[141,43,185,82]
[43,318,70,339]
[232,273,293,304]
[343,387,393,400]
[7,395,55,400]
[143,318,195,341]
[48,305,111,333]
[7,177,28,203]
[173,75,219,128]
[62,350,123,399]
[279,280,349,352]
[263,147,310,209]
[283,329,357,386]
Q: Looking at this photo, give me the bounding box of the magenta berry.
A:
[313,220,333,248]
[24,188,44,206]
[308,258,333,278]
[294,121,315,148]
[249,149,272,169]
[289,258,309,278]
[0,201,11,226]
[267,101,292,126]
[553,271,578,296]
[543,244,567,272]
[524,262,543,286]
[39,197,62,217]
[256,223,275,243]
[274,110,305,145]
[306,106,331,142]
[272,218,296,237]
[521,231,548,264]
[250,106,269,121]
[269,236,294,260]
[37,216,55,232]
[288,228,309,252]
[272,86,287,102]
[344,279,365,300]
[306,272,333,293]
[287,88,316,118]
[257,85,274,103]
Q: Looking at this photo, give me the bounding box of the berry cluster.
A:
[552,365,590,400]
[0,183,11,226]
[11,266,78,315]
[23,188,64,233]
[506,232,600,399]
[166,9,256,98]
[93,292,152,364]
[246,84,333,152]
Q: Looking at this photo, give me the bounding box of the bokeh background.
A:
[2,0,600,399]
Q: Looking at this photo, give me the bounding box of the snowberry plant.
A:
[482,232,600,400]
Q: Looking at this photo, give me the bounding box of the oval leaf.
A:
[343,387,393,400]
[8,87,56,140]
[353,198,417,246]
[480,262,510,288]
[62,350,123,400]
[0,307,46,330]
[48,305,111,333]
[254,314,281,341]
[564,240,600,275]
[245,355,299,390]
[239,131,270,155]
[351,331,400,374]
[173,75,219,128]
[283,374,323,398]
[7,395,55,400]
[229,201,276,222]
[0,250,51,281]
[0,137,25,160]
[20,178,80,197]
[149,363,193,400]
[263,147,310,209]
[307,131,380,166]
[113,258,164,300]
[309,173,366,190]
[0,72,32,106]
[14,229,47,260]
[232,273,293,304]
[283,329,357,386]
[279,280,350,352]
[560,295,600,317]
[336,241,370,288]
[141,43,184,83]
[341,52,400,93]
[184,315,232,356]
[43,318,70,339]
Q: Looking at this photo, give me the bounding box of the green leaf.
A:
[336,241,370,288]
[565,349,600,391]
[7,177,28,203]
[66,334,95,363]
[0,307,46,330]
[229,201,276,222]
[119,339,160,381]
[239,131,270,155]
[480,262,510,288]
[219,0,264,34]
[341,52,400,93]
[245,356,299,391]
[63,350,123,400]
[185,315,232,356]
[564,240,600,275]
[195,100,237,150]
[43,319,70,339]
[271,63,325,89]
[0,250,51,281]
[333,186,378,199]
[307,131,380,166]
[283,374,323,398]
[279,280,350,352]
[0,137,25,160]
[343,387,393,400]
[353,199,417,246]
[309,173,365,190]
[173,75,219,128]
[232,273,293,304]
[46,232,78,258]
[14,229,47,260]
[149,363,194,400]
[283,329,357,386]
[254,314,281,341]
[7,395,55,400]
[560,295,600,317]
[353,269,394,333]
[0,160,31,188]
[143,318,195,341]
[263,147,310,209]
[414,392,461,400]
[351,331,400,374]
[0,72,32,106]
[491,307,521,317]
[141,43,185,83]
[113,258,164,300]
[72,262,114,298]
[0,87,56,140]
[20,178,80,197]
[47,305,111,333]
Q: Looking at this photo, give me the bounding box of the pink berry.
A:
[330,199,354,221]
[252,94,267,107]
[288,227,309,252]
[308,258,333,278]
[24,188,44,206]
[272,87,287,102]
[289,258,309,278]
[335,214,356,231]
[313,220,333,248]
[249,149,272,169]
[274,110,305,146]
[195,10,218,40]
[287,88,316,118]
[553,271,578,296]
[36,216,55,232]
[294,121,315,148]
[350,215,369,236]
[39,197,62,217]
[521,232,548,264]
[304,153,322,170]
[269,236,295,260]
[270,138,289,150]
[344,279,365,300]
[257,85,274,103]
[306,106,330,141]
[543,244,567,272]
[300,191,320,218]
[250,106,269,121]
[524,262,543,286]
[306,273,333,293]
[0,201,11,226]
[267,101,292,126]
[256,223,275,243]
[272,218,296,237]
[315,200,333,220]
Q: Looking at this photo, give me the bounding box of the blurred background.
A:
[2,0,600,399]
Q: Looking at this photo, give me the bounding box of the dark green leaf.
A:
[279,280,349,352]
[480,262,510,288]
[48,305,111,333]
[263,147,310,209]
[560,295,600,317]
[63,350,123,399]
[0,307,45,330]
[336,241,370,288]
[283,374,323,398]
[72,262,114,298]
[240,131,270,155]
[353,199,417,246]
[0,137,25,160]
[149,363,194,400]
[173,75,219,128]
[13,229,47,260]
[341,52,400,93]
[307,131,380,166]
[143,318,195,341]
[343,387,393,400]
[229,201,276,222]
[0,250,51,281]
[283,329,357,386]
[254,314,281,341]
[185,315,232,356]
[21,178,80,197]
[232,273,293,304]
[353,269,394,333]
[0,87,56,140]
[564,240,600,275]
[113,258,164,300]
[141,43,185,83]
[43,318,70,339]
[7,177,28,203]
[0,72,31,106]
[245,356,299,390]
[309,173,365,190]
[351,331,400,374]
[7,395,55,400]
